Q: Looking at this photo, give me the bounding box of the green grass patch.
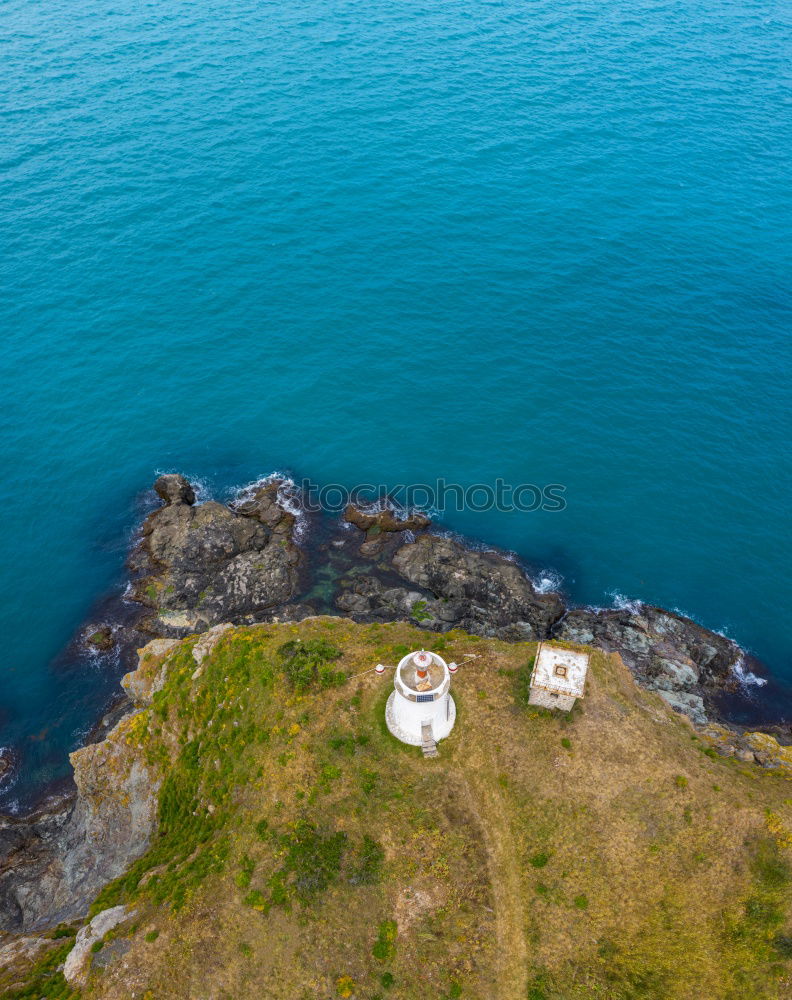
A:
[0,941,80,1000]
[372,919,397,962]
[278,639,346,692]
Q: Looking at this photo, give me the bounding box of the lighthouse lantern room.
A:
[385,649,456,748]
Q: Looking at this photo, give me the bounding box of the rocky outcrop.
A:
[190,622,233,680]
[331,526,750,720]
[154,473,196,507]
[131,478,301,633]
[119,477,772,724]
[0,641,170,933]
[121,638,181,705]
[342,502,431,557]
[343,503,431,534]
[0,716,158,933]
[0,933,52,970]
[698,724,792,770]
[335,576,428,622]
[63,904,135,985]
[390,534,565,640]
[0,801,73,932]
[84,625,114,651]
[552,605,744,718]
[191,622,233,666]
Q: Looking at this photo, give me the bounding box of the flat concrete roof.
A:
[531,644,589,697]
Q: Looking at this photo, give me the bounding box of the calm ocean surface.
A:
[1,0,790,807]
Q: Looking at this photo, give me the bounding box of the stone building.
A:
[528,642,589,711]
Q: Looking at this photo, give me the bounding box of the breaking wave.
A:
[229,472,309,543]
[81,637,122,672]
[608,591,644,614]
[153,469,214,504]
[732,657,768,689]
[350,493,439,525]
[533,569,563,594]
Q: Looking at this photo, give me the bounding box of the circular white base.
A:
[385,691,456,747]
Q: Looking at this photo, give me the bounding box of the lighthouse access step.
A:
[421,722,439,758]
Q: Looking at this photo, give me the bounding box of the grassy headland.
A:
[5,619,792,1000]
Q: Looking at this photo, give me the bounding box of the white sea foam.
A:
[351,493,438,525]
[348,495,392,516]
[229,472,309,543]
[433,528,502,555]
[82,640,121,671]
[533,569,563,594]
[732,656,768,689]
[608,591,644,614]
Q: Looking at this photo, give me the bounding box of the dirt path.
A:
[457,764,528,1000]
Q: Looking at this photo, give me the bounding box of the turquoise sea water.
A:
[2,0,790,807]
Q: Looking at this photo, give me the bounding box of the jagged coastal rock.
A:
[391,534,565,639]
[343,502,431,534]
[130,475,301,634]
[0,748,16,787]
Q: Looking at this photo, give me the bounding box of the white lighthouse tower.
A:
[385,649,456,755]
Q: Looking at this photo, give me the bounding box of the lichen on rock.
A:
[122,638,181,705]
[0,693,160,932]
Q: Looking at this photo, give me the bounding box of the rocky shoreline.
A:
[125,473,762,725]
[0,471,788,936]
